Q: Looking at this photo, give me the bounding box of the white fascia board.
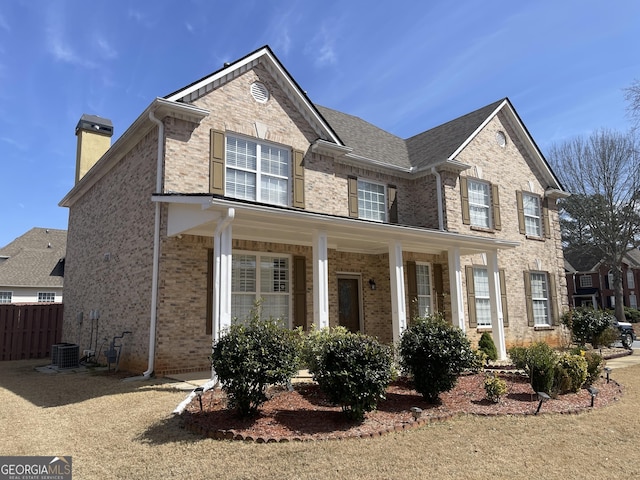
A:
[447,100,508,161]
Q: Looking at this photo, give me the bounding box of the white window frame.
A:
[357,179,386,222]
[530,271,551,326]
[473,267,492,328]
[225,134,291,206]
[231,251,292,327]
[627,270,635,290]
[467,179,492,229]
[579,275,593,288]
[523,193,542,237]
[37,292,56,303]
[630,293,638,309]
[0,291,12,304]
[415,263,433,317]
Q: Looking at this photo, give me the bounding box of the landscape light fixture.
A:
[410,406,423,421]
[194,386,204,412]
[587,387,598,408]
[604,366,612,383]
[535,391,550,415]
[369,279,376,290]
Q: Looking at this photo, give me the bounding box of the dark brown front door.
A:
[338,277,360,333]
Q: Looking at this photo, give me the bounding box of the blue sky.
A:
[1,0,639,247]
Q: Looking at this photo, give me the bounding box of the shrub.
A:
[484,373,507,403]
[554,353,588,394]
[210,314,301,417]
[303,327,393,421]
[561,308,613,347]
[581,350,604,386]
[624,307,640,323]
[593,326,620,348]
[508,343,557,395]
[478,332,498,361]
[399,314,476,403]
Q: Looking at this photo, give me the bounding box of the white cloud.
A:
[45,8,97,68]
[96,37,117,60]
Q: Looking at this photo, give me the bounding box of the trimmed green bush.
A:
[594,326,620,348]
[508,343,557,395]
[303,327,393,422]
[484,373,507,403]
[561,308,613,347]
[569,348,604,386]
[210,314,301,417]
[554,353,588,394]
[399,314,476,403]
[478,332,498,361]
[624,307,640,323]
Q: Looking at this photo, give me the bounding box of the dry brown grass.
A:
[2,358,640,479]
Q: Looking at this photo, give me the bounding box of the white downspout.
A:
[125,110,163,382]
[431,167,444,231]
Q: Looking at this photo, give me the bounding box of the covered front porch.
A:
[153,194,518,359]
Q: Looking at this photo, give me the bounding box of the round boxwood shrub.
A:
[303,327,393,421]
[478,331,498,361]
[554,353,588,394]
[561,308,612,347]
[399,314,476,403]
[508,343,558,395]
[210,315,301,417]
[484,373,507,403]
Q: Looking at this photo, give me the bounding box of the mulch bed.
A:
[182,372,623,442]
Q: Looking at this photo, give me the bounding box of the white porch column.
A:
[389,241,407,343]
[487,250,507,360]
[212,209,234,344]
[313,230,329,329]
[448,247,466,332]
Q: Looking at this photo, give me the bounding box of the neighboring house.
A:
[60,46,569,376]
[0,228,66,303]
[565,248,640,311]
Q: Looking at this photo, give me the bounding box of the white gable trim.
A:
[165,47,343,146]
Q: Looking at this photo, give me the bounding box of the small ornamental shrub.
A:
[624,307,640,323]
[561,308,613,347]
[508,343,557,395]
[478,332,498,361]
[569,349,604,386]
[399,314,476,403]
[593,326,620,348]
[553,353,588,394]
[484,373,507,403]
[210,313,301,417]
[303,327,393,422]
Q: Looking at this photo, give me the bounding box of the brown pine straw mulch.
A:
[182,370,623,443]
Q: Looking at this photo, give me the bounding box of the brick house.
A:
[565,248,640,311]
[60,46,569,376]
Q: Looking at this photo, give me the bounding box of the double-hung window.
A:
[530,272,551,326]
[415,263,432,317]
[0,291,11,304]
[523,193,542,237]
[473,268,492,328]
[231,253,290,324]
[627,270,635,290]
[467,180,491,228]
[579,275,593,288]
[226,135,290,206]
[357,180,386,222]
[38,292,56,303]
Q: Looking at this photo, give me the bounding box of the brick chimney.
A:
[75,114,113,183]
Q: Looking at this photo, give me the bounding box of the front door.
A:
[338,277,361,333]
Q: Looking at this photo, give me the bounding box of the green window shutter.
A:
[406,261,418,323]
[210,129,225,195]
[466,266,477,328]
[516,190,526,235]
[524,271,534,327]
[499,269,508,327]
[348,176,359,218]
[206,249,213,335]
[388,184,398,223]
[433,263,444,313]
[492,183,502,230]
[293,150,305,209]
[293,256,307,330]
[548,272,559,326]
[460,177,470,225]
[542,197,551,239]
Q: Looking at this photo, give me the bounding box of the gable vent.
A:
[250,82,269,103]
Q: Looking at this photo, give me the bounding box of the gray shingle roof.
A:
[315,99,506,171]
[0,228,66,287]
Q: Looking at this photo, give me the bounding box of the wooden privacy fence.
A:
[0,303,63,361]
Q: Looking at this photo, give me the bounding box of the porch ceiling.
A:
[153,195,519,256]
